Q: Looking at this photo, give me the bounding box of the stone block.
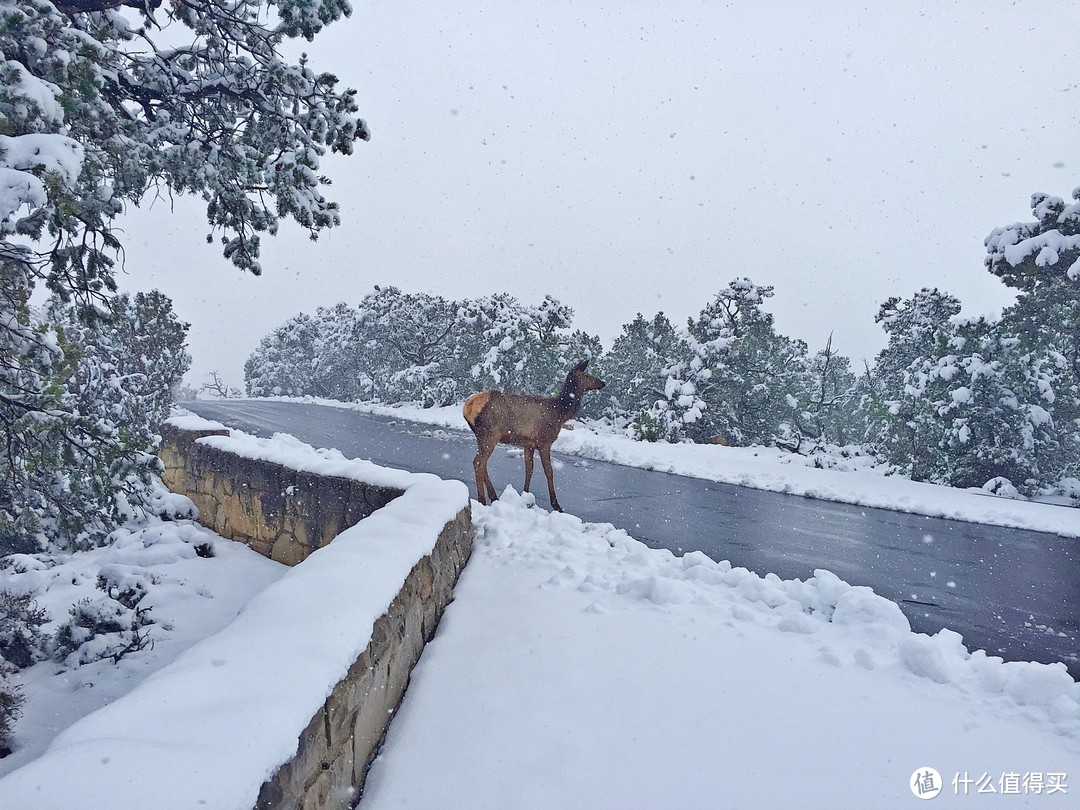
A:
[271,532,307,567]
[291,708,330,784]
[351,655,393,763]
[363,485,398,512]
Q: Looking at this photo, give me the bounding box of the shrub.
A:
[0,664,24,757]
[0,591,50,670]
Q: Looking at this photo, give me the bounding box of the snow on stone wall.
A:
[159,418,417,565]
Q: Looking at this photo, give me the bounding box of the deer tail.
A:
[463,391,493,429]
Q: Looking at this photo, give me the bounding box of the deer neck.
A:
[552,378,583,419]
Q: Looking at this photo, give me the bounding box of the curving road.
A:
[181,399,1079,677]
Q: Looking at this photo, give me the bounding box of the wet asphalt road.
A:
[181,399,1079,677]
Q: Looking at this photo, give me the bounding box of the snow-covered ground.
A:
[1,409,1076,807]
[0,515,287,777]
[365,488,1078,808]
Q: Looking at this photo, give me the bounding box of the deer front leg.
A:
[539,445,562,512]
[523,447,535,493]
[473,441,499,505]
[472,451,488,505]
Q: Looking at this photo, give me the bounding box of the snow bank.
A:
[478,491,1079,734]
[0,434,469,810]
[364,489,1079,808]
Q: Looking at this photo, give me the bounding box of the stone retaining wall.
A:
[159,422,404,566]
[258,505,473,808]
[155,421,474,808]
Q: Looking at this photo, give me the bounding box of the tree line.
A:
[246,193,1079,500]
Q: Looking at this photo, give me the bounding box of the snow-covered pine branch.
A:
[0,0,366,294]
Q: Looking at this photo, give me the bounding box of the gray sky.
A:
[116,1,1080,390]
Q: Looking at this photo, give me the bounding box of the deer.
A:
[463,359,606,512]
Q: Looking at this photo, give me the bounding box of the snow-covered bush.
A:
[1044,476,1080,506]
[630,408,669,443]
[0,591,50,669]
[982,477,1022,499]
[0,663,22,757]
[52,597,154,668]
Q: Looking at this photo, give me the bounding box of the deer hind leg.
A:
[523,447,535,493]
[539,445,562,512]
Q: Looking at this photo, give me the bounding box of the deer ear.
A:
[573,359,588,372]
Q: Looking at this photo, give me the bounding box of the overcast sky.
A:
[116,1,1080,390]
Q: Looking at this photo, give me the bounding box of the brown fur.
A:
[463,360,605,512]
[462,391,492,427]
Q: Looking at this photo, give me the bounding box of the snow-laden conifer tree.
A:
[869,286,1069,492]
[311,303,364,401]
[659,279,810,445]
[873,289,962,381]
[2,286,189,551]
[459,293,597,397]
[866,288,960,457]
[784,335,861,449]
[2,0,362,548]
[1,258,67,551]
[886,317,1062,490]
[985,190,1080,486]
[56,292,188,427]
[600,312,684,439]
[457,292,534,392]
[244,313,321,398]
[353,287,461,406]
